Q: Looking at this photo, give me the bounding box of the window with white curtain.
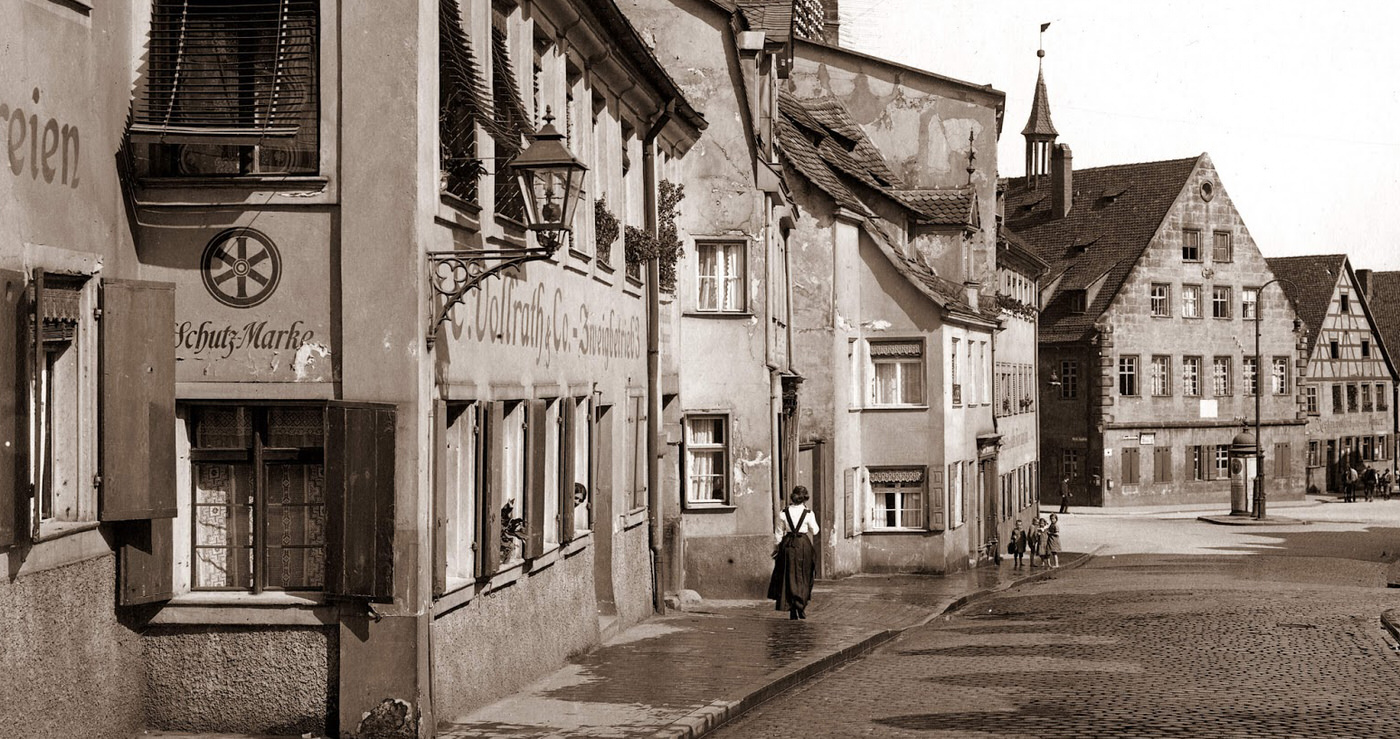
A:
[696,241,745,312]
[869,340,925,406]
[685,415,730,506]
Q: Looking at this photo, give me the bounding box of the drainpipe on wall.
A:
[645,102,673,615]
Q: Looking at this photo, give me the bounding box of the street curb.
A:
[653,549,1099,738]
[1382,609,1400,643]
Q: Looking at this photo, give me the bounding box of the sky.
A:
[839,1,1400,271]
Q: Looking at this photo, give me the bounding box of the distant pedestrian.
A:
[1364,467,1378,502]
[1046,514,1062,568]
[1382,470,1393,500]
[1345,466,1359,503]
[1059,476,1071,514]
[768,485,819,620]
[1010,520,1027,567]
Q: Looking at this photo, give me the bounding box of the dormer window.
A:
[1067,290,1087,313]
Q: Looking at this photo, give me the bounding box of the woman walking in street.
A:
[1046,513,1062,568]
[768,485,819,620]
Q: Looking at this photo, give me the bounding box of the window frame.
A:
[1150,355,1172,397]
[693,240,748,313]
[1212,285,1232,319]
[1212,231,1232,263]
[1182,229,1202,261]
[1182,284,1202,319]
[1182,355,1202,397]
[1212,356,1232,396]
[683,413,732,508]
[1305,385,1319,415]
[1243,356,1258,397]
[1150,283,1170,317]
[1059,360,1078,400]
[868,339,927,408]
[1118,355,1139,397]
[1242,288,1258,320]
[866,467,928,531]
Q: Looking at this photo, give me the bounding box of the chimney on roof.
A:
[964,280,981,311]
[1051,143,1072,219]
[1357,269,1373,299]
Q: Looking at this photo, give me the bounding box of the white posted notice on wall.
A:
[1200,399,1219,418]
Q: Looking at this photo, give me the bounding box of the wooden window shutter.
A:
[1122,448,1138,485]
[432,399,448,598]
[928,466,945,531]
[559,399,576,542]
[477,401,503,577]
[843,467,855,538]
[325,402,396,602]
[1155,447,1172,483]
[119,518,174,605]
[100,280,177,521]
[523,399,547,559]
[0,270,23,547]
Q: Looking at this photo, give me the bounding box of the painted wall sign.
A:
[202,227,283,308]
[445,277,643,370]
[2,87,81,189]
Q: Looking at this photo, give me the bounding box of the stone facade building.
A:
[1,0,703,736]
[1267,256,1398,493]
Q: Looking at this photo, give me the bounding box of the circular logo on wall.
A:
[201,227,282,308]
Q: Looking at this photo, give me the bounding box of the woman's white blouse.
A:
[774,504,820,543]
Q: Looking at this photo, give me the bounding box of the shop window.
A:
[176,402,395,599]
[132,0,320,177]
[868,340,925,406]
[867,468,926,530]
[1182,285,1202,319]
[696,241,746,312]
[684,414,730,507]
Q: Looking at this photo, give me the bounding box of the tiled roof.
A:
[776,117,870,215]
[1004,155,1200,343]
[1264,254,1348,351]
[894,189,975,227]
[1021,67,1058,137]
[735,0,793,39]
[782,94,903,189]
[1369,271,1400,370]
[859,219,988,318]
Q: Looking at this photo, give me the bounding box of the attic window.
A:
[1200,181,1215,201]
[1067,290,1087,313]
[1101,185,1128,202]
[1072,236,1099,253]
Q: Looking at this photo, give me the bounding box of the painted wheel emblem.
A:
[202,228,282,308]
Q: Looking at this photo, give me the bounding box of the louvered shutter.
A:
[0,270,22,547]
[523,399,547,559]
[559,399,576,542]
[477,401,503,577]
[440,0,491,202]
[131,0,319,143]
[325,402,396,602]
[101,280,177,521]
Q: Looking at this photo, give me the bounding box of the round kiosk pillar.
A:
[1229,432,1258,516]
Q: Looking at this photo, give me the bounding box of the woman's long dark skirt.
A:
[767,533,815,612]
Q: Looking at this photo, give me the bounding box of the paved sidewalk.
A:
[437,552,1092,739]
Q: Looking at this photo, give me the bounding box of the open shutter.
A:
[523,399,547,559]
[477,401,503,577]
[928,466,945,531]
[119,518,174,605]
[432,400,448,598]
[325,402,396,602]
[101,280,177,521]
[559,399,576,542]
[0,270,23,547]
[843,467,855,538]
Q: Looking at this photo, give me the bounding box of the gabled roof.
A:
[1264,254,1349,350]
[1369,272,1400,374]
[1003,155,1200,343]
[895,189,976,228]
[1021,67,1058,137]
[780,94,903,189]
[859,218,992,321]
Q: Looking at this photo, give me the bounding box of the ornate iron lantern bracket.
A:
[426,241,558,348]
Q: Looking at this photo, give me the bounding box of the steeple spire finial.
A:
[1024,22,1058,188]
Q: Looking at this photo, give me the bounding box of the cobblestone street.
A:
[711,506,1400,738]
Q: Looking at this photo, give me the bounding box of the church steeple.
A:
[1023,25,1058,188]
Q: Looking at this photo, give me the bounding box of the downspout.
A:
[645,101,673,614]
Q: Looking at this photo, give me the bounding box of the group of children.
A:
[1008,514,1060,568]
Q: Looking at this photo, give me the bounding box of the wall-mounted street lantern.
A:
[428,109,587,347]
